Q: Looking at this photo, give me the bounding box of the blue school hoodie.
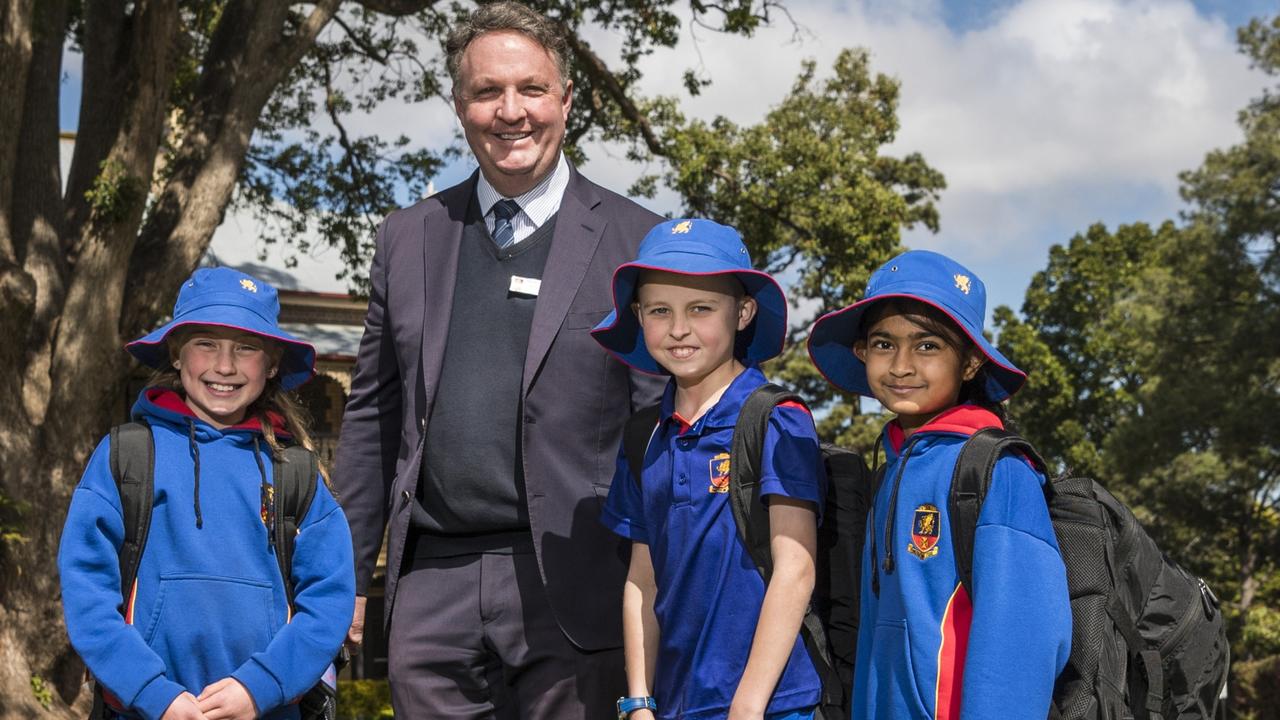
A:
[851,405,1071,720]
[58,388,355,720]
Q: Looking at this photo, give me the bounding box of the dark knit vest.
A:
[411,198,558,543]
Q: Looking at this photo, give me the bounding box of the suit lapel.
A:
[522,169,604,394]
[419,175,476,410]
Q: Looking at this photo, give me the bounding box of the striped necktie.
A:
[492,199,521,249]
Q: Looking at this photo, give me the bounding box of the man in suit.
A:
[333,3,664,718]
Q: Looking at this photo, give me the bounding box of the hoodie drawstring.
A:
[186,419,203,529]
[252,436,273,550]
[871,434,922,596]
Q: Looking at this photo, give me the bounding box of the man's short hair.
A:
[446,2,571,95]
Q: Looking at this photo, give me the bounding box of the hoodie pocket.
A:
[870,620,933,720]
[143,574,279,671]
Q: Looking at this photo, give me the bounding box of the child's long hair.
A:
[151,334,332,487]
[860,297,1011,426]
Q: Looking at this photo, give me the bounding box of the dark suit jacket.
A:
[334,166,664,651]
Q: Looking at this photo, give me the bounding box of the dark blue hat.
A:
[807,250,1025,401]
[127,267,317,390]
[591,219,787,375]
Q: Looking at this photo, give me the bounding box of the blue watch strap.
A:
[616,695,657,719]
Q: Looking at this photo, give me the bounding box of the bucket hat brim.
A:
[591,261,788,375]
[128,309,316,391]
[807,292,1026,402]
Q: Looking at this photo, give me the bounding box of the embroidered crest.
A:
[672,220,693,235]
[240,278,258,293]
[908,503,941,559]
[708,452,730,493]
[953,274,971,295]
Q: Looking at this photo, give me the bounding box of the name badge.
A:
[509,275,542,297]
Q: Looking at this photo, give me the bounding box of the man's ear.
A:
[853,340,868,363]
[560,79,573,121]
[737,296,758,331]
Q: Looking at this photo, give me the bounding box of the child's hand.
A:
[196,678,257,720]
[161,692,208,720]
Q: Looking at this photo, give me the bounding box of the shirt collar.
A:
[658,365,767,436]
[475,153,570,226]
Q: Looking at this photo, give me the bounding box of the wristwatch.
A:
[616,695,657,719]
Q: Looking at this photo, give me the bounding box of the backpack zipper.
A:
[1157,567,1208,655]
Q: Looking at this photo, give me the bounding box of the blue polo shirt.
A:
[602,366,825,720]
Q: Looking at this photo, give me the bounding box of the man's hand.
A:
[346,594,367,654]
[196,678,257,720]
[161,692,207,720]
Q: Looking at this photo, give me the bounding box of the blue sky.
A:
[60,0,1272,318]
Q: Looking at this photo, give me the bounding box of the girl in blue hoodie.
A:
[58,267,355,720]
[807,250,1071,720]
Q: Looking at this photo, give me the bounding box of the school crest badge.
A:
[708,452,730,493]
[908,503,941,559]
[672,220,693,234]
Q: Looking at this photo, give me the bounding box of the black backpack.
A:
[89,421,340,720]
[949,428,1230,720]
[623,384,873,720]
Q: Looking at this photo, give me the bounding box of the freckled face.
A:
[172,326,279,429]
[854,313,981,435]
[634,272,756,389]
[453,30,572,198]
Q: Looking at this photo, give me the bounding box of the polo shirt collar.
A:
[475,153,570,225]
[659,365,766,435]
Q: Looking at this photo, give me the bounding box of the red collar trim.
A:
[671,411,694,436]
[886,404,1003,452]
[145,387,290,435]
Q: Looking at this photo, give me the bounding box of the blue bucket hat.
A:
[807,250,1025,402]
[127,267,317,390]
[591,219,788,375]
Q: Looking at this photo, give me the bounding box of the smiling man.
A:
[333,3,664,718]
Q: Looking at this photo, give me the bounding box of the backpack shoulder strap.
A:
[730,384,849,713]
[272,444,319,607]
[623,403,663,487]
[108,420,154,611]
[948,427,1048,598]
[729,383,803,581]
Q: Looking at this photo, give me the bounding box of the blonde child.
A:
[592,219,825,720]
[59,267,354,720]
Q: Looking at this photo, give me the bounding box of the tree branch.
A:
[0,0,37,267]
[351,0,437,16]
[122,0,341,341]
[562,29,665,157]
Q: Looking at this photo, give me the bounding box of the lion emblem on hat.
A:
[953,274,971,295]
[672,221,692,235]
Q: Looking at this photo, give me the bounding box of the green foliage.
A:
[336,679,394,720]
[84,159,146,226]
[652,49,944,311]
[0,492,28,544]
[1233,655,1280,720]
[29,674,51,711]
